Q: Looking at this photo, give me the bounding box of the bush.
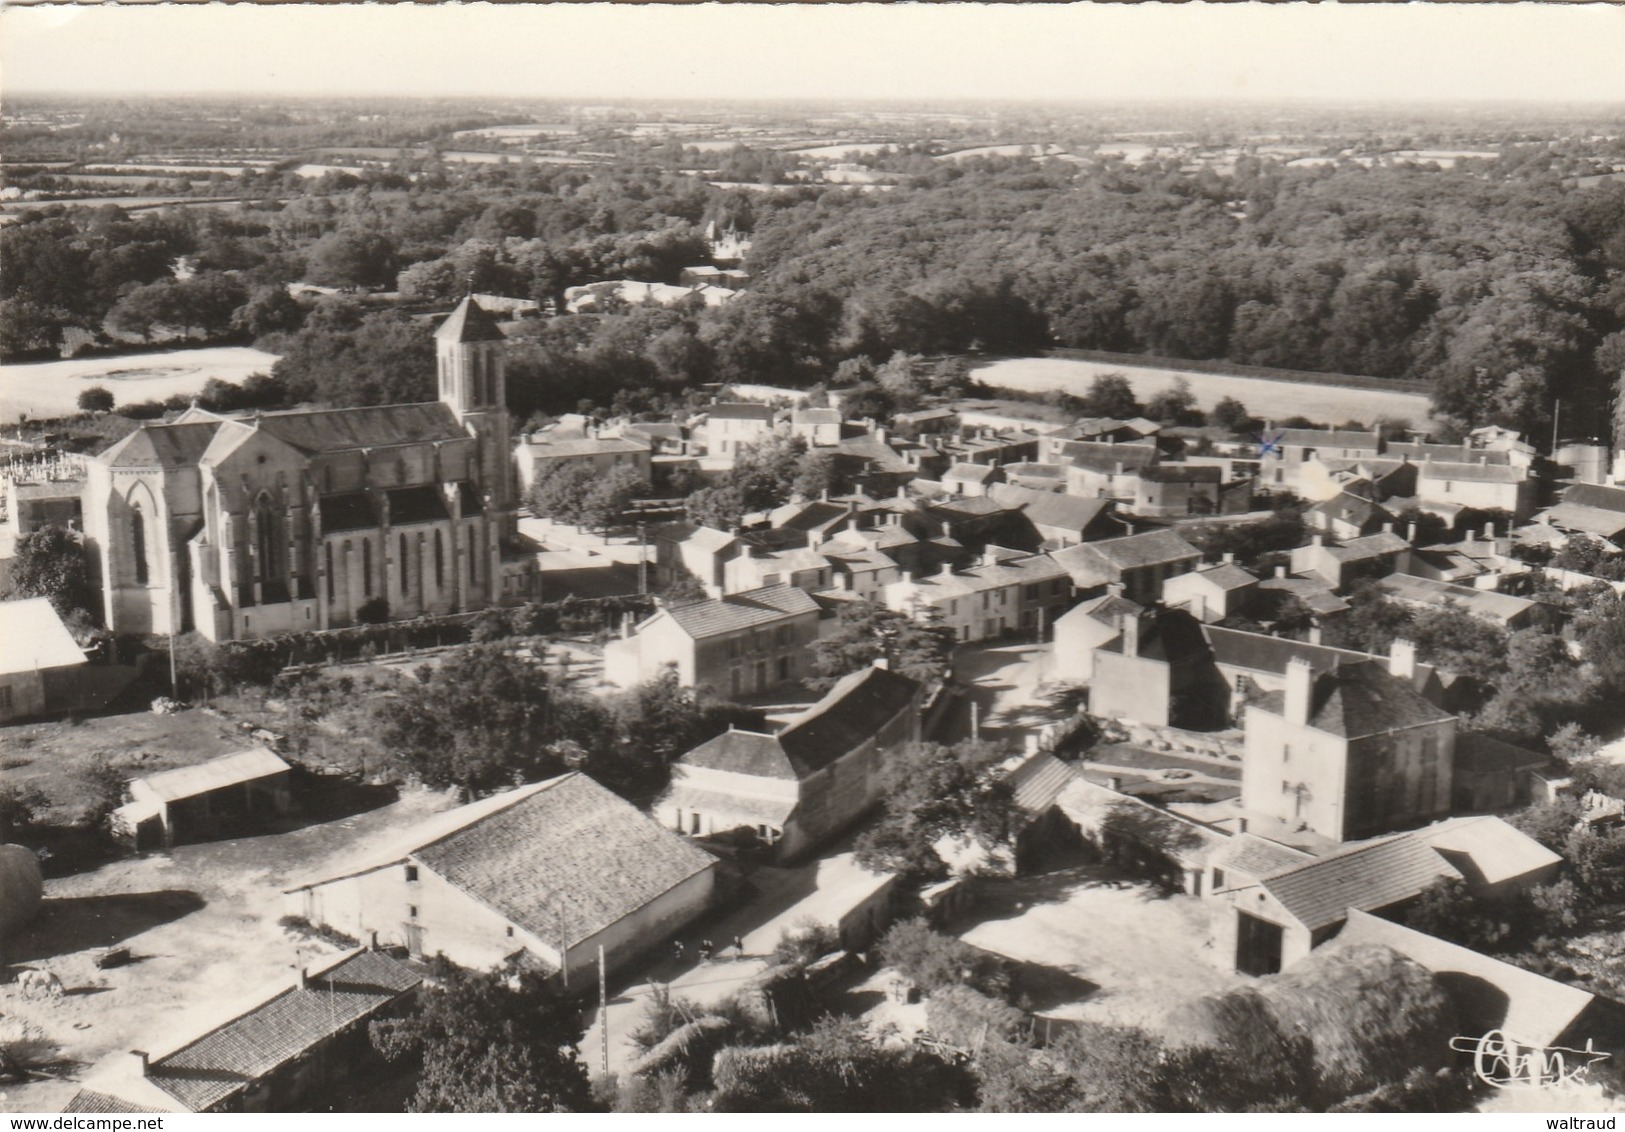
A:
[878,918,1011,1000]
[76,385,114,413]
[771,920,840,969]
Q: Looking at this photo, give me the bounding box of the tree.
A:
[1401,877,1516,952]
[0,297,75,358]
[1145,377,1198,424]
[597,666,756,805]
[1209,396,1253,434]
[305,227,398,290]
[877,918,1010,999]
[372,644,571,796]
[854,739,1014,881]
[1080,373,1141,420]
[807,601,955,690]
[579,464,649,535]
[684,484,746,531]
[371,961,596,1113]
[232,285,305,338]
[529,461,601,528]
[8,526,96,623]
[77,386,115,413]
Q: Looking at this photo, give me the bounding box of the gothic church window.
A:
[132,503,149,585]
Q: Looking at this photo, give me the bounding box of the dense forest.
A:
[4,99,1625,446]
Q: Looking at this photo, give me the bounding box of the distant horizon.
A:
[3,3,1622,105]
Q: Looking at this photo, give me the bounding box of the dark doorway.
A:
[1236,910,1284,976]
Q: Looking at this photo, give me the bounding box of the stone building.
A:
[81,297,535,640]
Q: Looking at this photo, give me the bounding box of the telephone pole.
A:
[599,944,609,1079]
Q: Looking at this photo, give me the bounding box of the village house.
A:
[64,946,422,1114]
[1376,571,1548,630]
[1296,456,1416,507]
[1050,528,1203,603]
[998,461,1067,493]
[512,430,651,496]
[893,407,959,437]
[722,537,834,595]
[81,296,534,642]
[112,746,293,849]
[789,407,843,448]
[1207,629,1443,720]
[656,662,923,860]
[1305,490,1396,540]
[1415,457,1536,520]
[987,482,1121,548]
[0,597,89,723]
[1259,428,1382,494]
[285,774,717,977]
[1129,464,1240,518]
[882,546,1071,643]
[656,523,740,598]
[1049,589,1144,683]
[1088,605,1226,730]
[703,402,778,460]
[620,421,690,456]
[602,583,822,695]
[1240,657,1457,844]
[1053,440,1160,500]
[1289,530,1412,590]
[942,461,1004,498]
[1160,558,1258,623]
[1452,731,1555,813]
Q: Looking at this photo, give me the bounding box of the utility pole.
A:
[637,521,647,596]
[1552,399,1562,455]
[168,632,178,698]
[599,944,609,1080]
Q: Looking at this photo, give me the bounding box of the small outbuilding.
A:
[0,597,89,723]
[113,746,293,849]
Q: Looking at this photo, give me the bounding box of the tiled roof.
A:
[147,949,422,1111]
[524,436,649,457]
[663,522,739,554]
[898,550,1069,599]
[388,485,450,526]
[1140,464,1221,484]
[1545,502,1625,538]
[945,462,1000,484]
[434,295,508,343]
[1275,428,1381,450]
[708,402,775,421]
[1261,834,1459,931]
[927,496,1010,518]
[1060,592,1144,627]
[1004,753,1079,815]
[1061,440,1159,471]
[792,408,842,425]
[414,772,716,949]
[1418,460,1526,485]
[663,584,819,640]
[1377,573,1539,623]
[681,729,797,779]
[1052,529,1202,575]
[1334,910,1603,1050]
[1185,563,1258,592]
[988,483,1113,533]
[1210,832,1313,878]
[1323,531,1410,561]
[1561,483,1625,514]
[1205,626,1384,677]
[0,597,87,675]
[1455,731,1551,779]
[1311,492,1391,526]
[99,421,223,468]
[661,781,798,828]
[1414,815,1561,888]
[63,1091,172,1114]
[319,491,378,535]
[256,403,468,455]
[777,665,920,777]
[1385,441,1510,465]
[1095,607,1210,664]
[134,747,289,804]
[1257,576,1351,616]
[1249,659,1454,739]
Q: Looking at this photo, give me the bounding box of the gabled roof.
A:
[1210,832,1313,878]
[1004,753,1080,815]
[1205,626,1386,677]
[791,407,842,426]
[0,597,87,675]
[1319,530,1410,562]
[708,402,775,422]
[1544,502,1625,538]
[1052,529,1202,577]
[661,522,739,554]
[1058,592,1144,628]
[1560,483,1625,514]
[412,773,715,949]
[1248,658,1454,739]
[98,420,223,468]
[1139,464,1221,484]
[144,948,421,1111]
[662,584,819,640]
[945,461,1000,484]
[1334,910,1610,1051]
[1377,573,1539,623]
[1060,439,1160,472]
[681,728,797,779]
[523,436,649,458]
[1413,815,1561,888]
[1257,576,1351,616]
[434,295,508,343]
[1260,833,1459,932]
[133,747,290,804]
[1094,606,1211,664]
[988,482,1113,533]
[1180,563,1259,592]
[256,403,468,455]
[1385,441,1510,465]
[1310,491,1392,527]
[1418,460,1526,485]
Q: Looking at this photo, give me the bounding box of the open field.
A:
[974,356,1435,430]
[1,346,281,423]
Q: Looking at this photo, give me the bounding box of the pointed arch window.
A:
[362,539,374,597]
[326,543,335,603]
[254,495,279,582]
[131,502,149,585]
[434,529,445,589]
[400,533,410,596]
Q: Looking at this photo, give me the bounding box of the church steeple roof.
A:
[434,295,507,344]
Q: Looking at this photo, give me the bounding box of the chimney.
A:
[1124,522,1135,536]
[1284,657,1314,726]
[1479,455,1487,466]
[982,547,999,567]
[1311,533,1324,548]
[875,426,887,445]
[1382,521,1393,534]
[940,561,954,578]
[1114,461,1125,475]
[873,655,890,671]
[1274,564,1287,579]
[1106,581,1125,597]
[369,930,380,951]
[1024,733,1039,755]
[298,966,309,990]
[1389,638,1417,681]
[941,521,952,539]
[131,1050,150,1078]
[896,484,907,500]
[820,488,829,502]
[1107,775,1124,791]
[1406,521,1417,543]
[1119,611,1140,658]
[620,612,633,640]
[835,571,850,592]
[1307,624,1322,645]
[1482,523,1493,541]
[807,529,821,550]
[901,569,914,585]
[1235,817,1249,835]
[1222,552,1235,565]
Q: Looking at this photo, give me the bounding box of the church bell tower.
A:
[435,295,512,510]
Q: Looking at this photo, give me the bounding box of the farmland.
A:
[1,346,281,423]
[974,355,1435,430]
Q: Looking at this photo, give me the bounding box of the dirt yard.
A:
[0,786,460,1114]
[953,861,1243,1034]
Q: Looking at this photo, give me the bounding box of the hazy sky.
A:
[3,2,1623,105]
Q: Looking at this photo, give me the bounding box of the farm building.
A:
[655,662,923,861]
[63,946,421,1113]
[284,773,717,977]
[0,597,89,723]
[112,746,292,849]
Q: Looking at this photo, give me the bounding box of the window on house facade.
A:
[405,865,418,882]
[778,655,790,681]
[0,686,12,714]
[408,905,419,919]
[1025,584,1039,600]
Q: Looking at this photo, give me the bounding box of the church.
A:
[82,297,538,641]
